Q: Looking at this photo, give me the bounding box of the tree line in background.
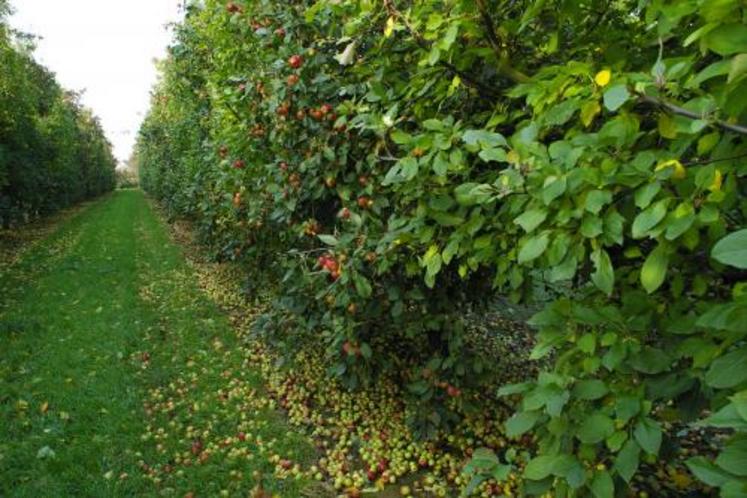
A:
[138,0,746,496]
[0,1,116,227]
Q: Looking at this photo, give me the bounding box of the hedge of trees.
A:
[138,1,747,496]
[0,2,116,227]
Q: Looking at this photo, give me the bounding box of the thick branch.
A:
[638,93,747,136]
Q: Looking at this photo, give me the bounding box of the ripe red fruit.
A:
[287,74,299,86]
[324,259,339,273]
[342,341,354,355]
[237,432,246,441]
[191,440,203,456]
[233,159,246,169]
[357,196,373,209]
[338,207,351,220]
[367,469,377,481]
[320,103,333,115]
[377,459,388,473]
[279,459,292,470]
[288,55,303,69]
[310,109,323,121]
[446,385,461,397]
[276,105,289,117]
[274,27,286,38]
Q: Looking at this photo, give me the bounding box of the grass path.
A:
[0,190,313,497]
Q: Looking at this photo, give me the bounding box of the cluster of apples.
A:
[317,253,341,281]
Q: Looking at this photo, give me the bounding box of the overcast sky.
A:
[9,1,183,165]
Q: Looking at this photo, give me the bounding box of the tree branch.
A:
[638,93,747,136]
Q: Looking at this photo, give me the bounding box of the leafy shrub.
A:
[138,1,747,495]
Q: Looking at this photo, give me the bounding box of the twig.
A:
[682,151,747,167]
[638,93,747,136]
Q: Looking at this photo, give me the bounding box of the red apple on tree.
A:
[288,55,303,69]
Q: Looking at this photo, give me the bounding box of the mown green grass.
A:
[0,190,313,497]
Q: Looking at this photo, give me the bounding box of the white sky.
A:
[9,1,183,165]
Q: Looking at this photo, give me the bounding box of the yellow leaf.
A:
[506,150,520,164]
[655,159,686,180]
[658,113,677,139]
[594,69,612,87]
[384,17,395,38]
[40,401,49,414]
[708,169,723,192]
[581,101,601,127]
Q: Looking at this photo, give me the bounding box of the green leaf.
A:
[603,84,631,111]
[700,404,747,430]
[353,274,372,298]
[614,440,640,483]
[462,129,507,148]
[400,157,419,181]
[704,23,747,56]
[505,411,540,438]
[518,233,550,264]
[591,248,615,296]
[687,456,736,487]
[632,200,668,239]
[577,414,615,444]
[729,54,747,84]
[634,418,662,455]
[573,379,609,400]
[584,190,612,215]
[716,438,747,477]
[629,347,672,374]
[705,347,747,389]
[732,391,747,422]
[514,209,548,233]
[478,148,507,163]
[590,470,614,498]
[712,230,747,269]
[454,183,493,206]
[317,234,338,246]
[665,202,695,241]
[634,182,661,209]
[542,175,567,204]
[640,244,669,293]
[524,455,575,481]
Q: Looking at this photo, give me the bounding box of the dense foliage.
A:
[139,0,747,496]
[0,3,116,227]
